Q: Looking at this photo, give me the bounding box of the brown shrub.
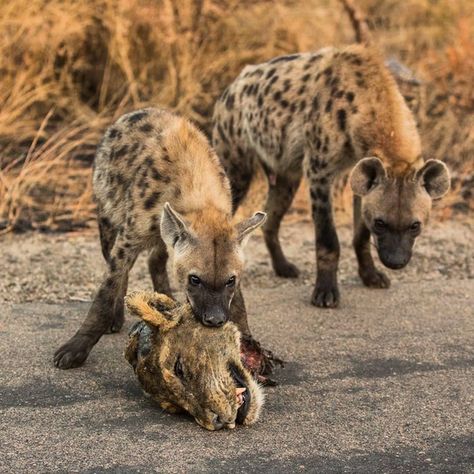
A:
[0,0,472,232]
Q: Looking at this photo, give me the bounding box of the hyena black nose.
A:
[381,255,410,270]
[202,313,226,327]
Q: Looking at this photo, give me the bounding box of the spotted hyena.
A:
[212,45,450,308]
[54,108,266,369]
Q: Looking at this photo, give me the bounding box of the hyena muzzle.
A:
[54,108,266,369]
[212,45,450,309]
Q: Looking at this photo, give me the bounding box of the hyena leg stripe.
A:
[353,195,390,288]
[263,171,302,278]
[148,241,172,295]
[229,285,251,337]
[310,179,340,307]
[353,195,374,271]
[82,239,139,336]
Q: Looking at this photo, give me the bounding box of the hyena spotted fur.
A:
[212,45,450,308]
[54,108,266,369]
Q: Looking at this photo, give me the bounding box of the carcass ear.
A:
[125,291,180,331]
[350,157,387,196]
[160,202,192,249]
[416,160,450,200]
[235,212,267,247]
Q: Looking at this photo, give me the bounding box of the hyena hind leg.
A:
[262,170,302,278]
[352,195,390,289]
[215,140,255,213]
[148,241,172,296]
[98,215,118,263]
[98,214,129,333]
[54,236,140,369]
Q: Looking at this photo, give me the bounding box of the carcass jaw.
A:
[229,363,251,424]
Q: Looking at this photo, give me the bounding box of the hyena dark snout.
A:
[160,203,267,328]
[187,279,234,327]
[351,157,451,271]
[374,232,414,270]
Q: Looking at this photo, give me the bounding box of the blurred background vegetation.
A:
[0,0,472,232]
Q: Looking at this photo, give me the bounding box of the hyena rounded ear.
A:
[416,160,451,200]
[125,291,180,331]
[350,157,387,196]
[160,202,191,249]
[235,211,267,247]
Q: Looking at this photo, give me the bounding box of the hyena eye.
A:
[174,357,185,380]
[374,219,387,233]
[226,276,236,288]
[374,219,386,233]
[188,275,201,286]
[410,221,421,234]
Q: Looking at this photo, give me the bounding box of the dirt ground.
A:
[1,215,473,473]
[1,215,473,305]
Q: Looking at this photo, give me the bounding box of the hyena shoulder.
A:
[94,108,231,227]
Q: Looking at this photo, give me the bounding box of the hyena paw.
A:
[360,269,391,289]
[311,286,340,308]
[274,260,300,278]
[53,335,92,369]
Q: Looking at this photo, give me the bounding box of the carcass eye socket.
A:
[226,276,236,288]
[174,358,185,380]
[188,275,201,286]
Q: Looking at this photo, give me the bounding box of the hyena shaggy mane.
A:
[54,108,266,369]
[212,45,450,309]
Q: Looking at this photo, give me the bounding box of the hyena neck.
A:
[371,147,425,178]
[367,56,423,178]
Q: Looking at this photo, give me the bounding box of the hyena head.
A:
[350,157,450,270]
[160,203,266,326]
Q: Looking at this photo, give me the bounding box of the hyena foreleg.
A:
[352,195,390,288]
[148,240,172,296]
[308,167,340,308]
[231,285,283,380]
[54,235,140,369]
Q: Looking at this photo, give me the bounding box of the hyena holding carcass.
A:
[54,108,267,370]
[212,45,450,308]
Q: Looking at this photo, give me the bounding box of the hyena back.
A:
[54,108,265,369]
[212,45,450,308]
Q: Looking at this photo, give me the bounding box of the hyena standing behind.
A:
[212,45,450,308]
[54,108,266,369]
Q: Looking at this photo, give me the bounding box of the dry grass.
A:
[0,0,472,232]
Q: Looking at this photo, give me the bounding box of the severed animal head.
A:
[124,291,264,430]
[160,202,266,328]
[350,157,450,270]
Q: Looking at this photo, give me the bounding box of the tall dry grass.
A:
[0,0,472,232]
